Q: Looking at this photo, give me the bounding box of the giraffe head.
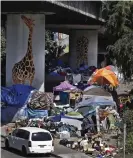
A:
[21,15,35,30]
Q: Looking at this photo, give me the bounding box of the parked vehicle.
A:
[5,127,54,156]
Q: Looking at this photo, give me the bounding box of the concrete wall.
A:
[69,30,98,69]
[6,14,45,91]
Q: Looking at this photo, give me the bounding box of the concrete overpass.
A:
[1,0,105,91]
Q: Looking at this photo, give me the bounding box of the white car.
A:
[5,127,54,156]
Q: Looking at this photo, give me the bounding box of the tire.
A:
[22,146,27,156]
[5,139,10,150]
[45,153,51,157]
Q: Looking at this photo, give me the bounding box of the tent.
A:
[83,85,111,96]
[75,95,116,117]
[78,95,116,107]
[53,81,76,91]
[1,85,51,123]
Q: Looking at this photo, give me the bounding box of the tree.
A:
[45,30,66,73]
[103,1,133,153]
[103,1,133,80]
[123,109,133,153]
[1,26,6,86]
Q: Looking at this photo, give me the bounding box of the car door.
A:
[16,129,30,151]
[8,129,19,149]
[13,129,22,150]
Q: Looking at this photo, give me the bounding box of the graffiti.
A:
[12,15,35,86]
[118,96,131,104]
[76,36,89,66]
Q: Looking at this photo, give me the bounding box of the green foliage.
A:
[104,1,133,79]
[45,30,66,73]
[123,109,133,153]
[123,109,133,132]
[126,131,133,153]
[1,27,6,86]
[1,27,6,61]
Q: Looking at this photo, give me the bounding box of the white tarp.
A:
[61,118,82,130]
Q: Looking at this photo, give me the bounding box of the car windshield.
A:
[31,132,52,141]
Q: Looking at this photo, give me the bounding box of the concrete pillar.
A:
[6,14,45,91]
[69,30,98,69]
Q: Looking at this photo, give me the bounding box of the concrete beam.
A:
[47,1,105,22]
[46,24,101,30]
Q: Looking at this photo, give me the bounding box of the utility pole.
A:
[96,106,100,133]
[123,123,126,158]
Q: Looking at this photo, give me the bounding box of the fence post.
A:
[96,106,100,133]
[123,123,126,158]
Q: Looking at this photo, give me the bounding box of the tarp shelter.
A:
[1,84,35,108]
[79,95,116,107]
[1,84,35,123]
[1,85,50,123]
[27,108,48,119]
[53,81,76,91]
[27,90,54,109]
[75,96,116,117]
[83,85,111,96]
[59,91,69,104]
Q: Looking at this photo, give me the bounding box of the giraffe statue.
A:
[76,36,89,67]
[12,15,35,86]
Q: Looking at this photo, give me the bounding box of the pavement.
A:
[1,135,92,158]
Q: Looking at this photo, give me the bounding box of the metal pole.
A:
[123,123,126,158]
[96,106,100,133]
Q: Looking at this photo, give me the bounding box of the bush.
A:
[123,109,133,153]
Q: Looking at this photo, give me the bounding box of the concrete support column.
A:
[6,14,45,91]
[69,30,98,69]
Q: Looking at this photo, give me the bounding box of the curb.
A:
[51,153,63,158]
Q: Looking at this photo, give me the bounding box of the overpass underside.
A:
[2,1,105,91]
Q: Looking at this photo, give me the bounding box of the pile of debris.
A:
[59,133,118,157]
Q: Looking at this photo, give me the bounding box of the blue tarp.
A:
[1,84,35,107]
[50,115,61,122]
[1,84,35,123]
[50,113,83,122]
[27,108,48,119]
[60,91,69,104]
[1,106,19,123]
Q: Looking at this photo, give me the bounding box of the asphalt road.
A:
[1,139,91,158]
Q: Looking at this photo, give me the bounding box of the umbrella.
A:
[83,85,111,96]
[53,81,76,91]
[89,68,119,87]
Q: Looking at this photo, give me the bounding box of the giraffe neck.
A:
[26,28,33,57]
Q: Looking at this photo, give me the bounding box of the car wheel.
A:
[5,139,10,150]
[22,146,27,156]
